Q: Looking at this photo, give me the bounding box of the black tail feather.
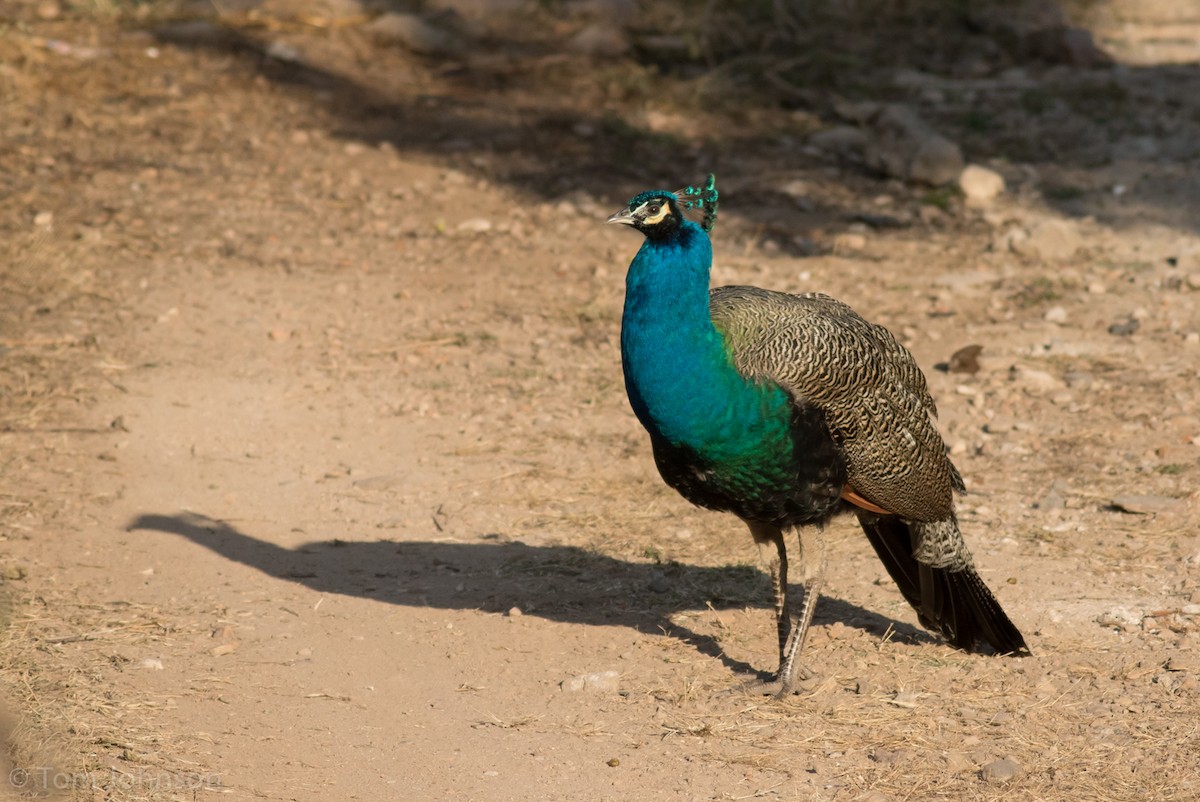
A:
[857,514,1029,656]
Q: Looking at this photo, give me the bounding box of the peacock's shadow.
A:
[128,512,932,679]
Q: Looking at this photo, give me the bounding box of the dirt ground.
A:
[1,0,1199,799]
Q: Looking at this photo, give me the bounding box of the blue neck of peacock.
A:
[620,221,764,454]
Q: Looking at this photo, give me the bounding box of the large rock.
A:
[808,125,868,159]
[971,1,1112,67]
[862,105,963,186]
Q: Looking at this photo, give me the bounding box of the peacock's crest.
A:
[675,174,718,232]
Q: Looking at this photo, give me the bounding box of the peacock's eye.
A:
[648,203,661,215]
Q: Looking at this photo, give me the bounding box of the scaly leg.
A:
[768,528,792,670]
[733,522,815,696]
[774,525,828,696]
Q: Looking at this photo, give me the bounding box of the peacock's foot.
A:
[723,665,816,699]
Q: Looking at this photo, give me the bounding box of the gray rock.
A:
[1011,219,1082,261]
[1097,606,1144,629]
[792,237,824,256]
[1043,305,1068,324]
[1113,135,1159,160]
[1051,26,1114,67]
[863,104,963,186]
[366,13,464,56]
[1034,491,1065,511]
[809,125,868,159]
[980,757,1023,784]
[934,270,998,289]
[568,23,630,58]
[959,164,1005,206]
[561,670,620,693]
[972,2,1112,67]
[265,40,304,63]
[1108,316,1140,336]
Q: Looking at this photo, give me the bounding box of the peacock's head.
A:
[607,175,718,242]
[606,190,683,241]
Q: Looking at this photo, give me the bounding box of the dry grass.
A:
[0,583,216,799]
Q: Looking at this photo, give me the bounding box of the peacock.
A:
[608,175,1028,696]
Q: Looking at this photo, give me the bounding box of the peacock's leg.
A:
[730,522,815,697]
[768,528,792,670]
[773,525,827,696]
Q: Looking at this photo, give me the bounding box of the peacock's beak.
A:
[606,207,636,226]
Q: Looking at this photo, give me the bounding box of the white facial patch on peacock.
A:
[634,201,672,226]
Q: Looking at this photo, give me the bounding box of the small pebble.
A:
[1108,317,1139,336]
[1043,305,1067,324]
[959,164,1005,206]
[457,218,492,233]
[1034,491,1065,511]
[507,606,522,617]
